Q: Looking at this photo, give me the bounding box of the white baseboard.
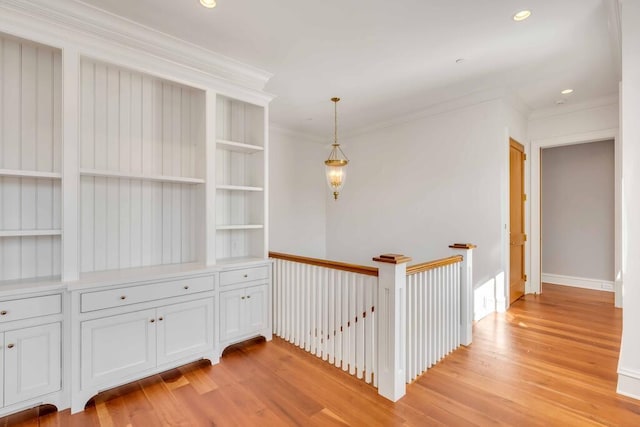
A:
[541,273,614,293]
[618,369,640,400]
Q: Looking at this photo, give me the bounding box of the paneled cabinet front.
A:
[81,298,214,389]
[220,284,268,342]
[81,309,156,389]
[4,323,62,407]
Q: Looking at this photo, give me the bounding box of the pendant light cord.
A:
[332,97,339,147]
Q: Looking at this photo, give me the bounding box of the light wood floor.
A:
[3,283,639,426]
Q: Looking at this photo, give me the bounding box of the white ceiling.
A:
[79,0,619,139]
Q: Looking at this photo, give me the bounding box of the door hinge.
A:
[524,234,527,242]
[523,153,527,161]
[523,193,527,202]
[524,274,528,281]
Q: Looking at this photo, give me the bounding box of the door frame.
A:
[529,128,622,307]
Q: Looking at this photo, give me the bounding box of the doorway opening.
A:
[540,140,615,299]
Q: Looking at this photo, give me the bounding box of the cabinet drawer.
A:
[81,275,215,313]
[220,266,269,287]
[0,294,62,323]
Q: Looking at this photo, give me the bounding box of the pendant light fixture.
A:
[325,97,349,200]
[200,0,217,8]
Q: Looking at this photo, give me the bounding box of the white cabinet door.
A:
[81,309,156,389]
[246,284,268,333]
[220,288,245,342]
[157,298,214,366]
[4,323,61,406]
[0,332,4,407]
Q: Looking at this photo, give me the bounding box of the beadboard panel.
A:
[0,235,61,281]
[0,37,61,173]
[216,190,263,227]
[216,229,264,260]
[216,96,264,147]
[79,177,199,273]
[79,59,205,179]
[215,149,264,187]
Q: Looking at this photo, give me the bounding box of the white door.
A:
[157,298,214,366]
[81,309,156,389]
[246,284,268,334]
[4,323,61,406]
[220,288,245,342]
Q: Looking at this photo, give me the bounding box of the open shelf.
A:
[216,184,263,192]
[0,229,62,237]
[216,224,263,230]
[80,169,204,184]
[0,169,61,179]
[216,139,264,154]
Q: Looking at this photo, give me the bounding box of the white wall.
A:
[541,140,614,283]
[269,127,327,258]
[618,0,640,400]
[529,98,619,140]
[326,99,507,296]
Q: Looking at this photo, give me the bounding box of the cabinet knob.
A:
[247,295,251,299]
[158,317,164,321]
[184,286,189,290]
[244,274,248,278]
[7,344,14,349]
[241,296,245,300]
[150,319,155,323]
[0,310,7,316]
[120,296,127,300]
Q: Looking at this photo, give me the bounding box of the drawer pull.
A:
[0,310,7,316]
[158,317,164,321]
[184,286,189,290]
[150,319,155,323]
[120,296,127,300]
[7,343,14,349]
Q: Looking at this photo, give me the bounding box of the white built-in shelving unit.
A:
[215,96,267,262]
[0,36,62,283]
[0,1,273,416]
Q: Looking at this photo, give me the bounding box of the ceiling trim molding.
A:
[270,125,327,145]
[528,94,619,121]
[343,88,506,139]
[0,0,273,91]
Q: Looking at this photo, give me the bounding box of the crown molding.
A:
[343,87,506,139]
[528,94,619,121]
[270,125,327,145]
[0,0,273,92]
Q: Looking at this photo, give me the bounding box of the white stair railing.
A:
[271,253,379,385]
[270,244,475,402]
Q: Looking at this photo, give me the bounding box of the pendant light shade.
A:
[325,97,349,200]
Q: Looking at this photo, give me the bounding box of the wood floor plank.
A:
[2,283,640,426]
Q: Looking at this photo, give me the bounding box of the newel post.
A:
[373,253,412,402]
[449,243,476,346]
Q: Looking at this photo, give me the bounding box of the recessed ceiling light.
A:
[561,89,574,95]
[513,10,532,21]
[200,0,216,8]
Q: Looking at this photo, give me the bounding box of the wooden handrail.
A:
[406,255,463,276]
[269,251,379,277]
